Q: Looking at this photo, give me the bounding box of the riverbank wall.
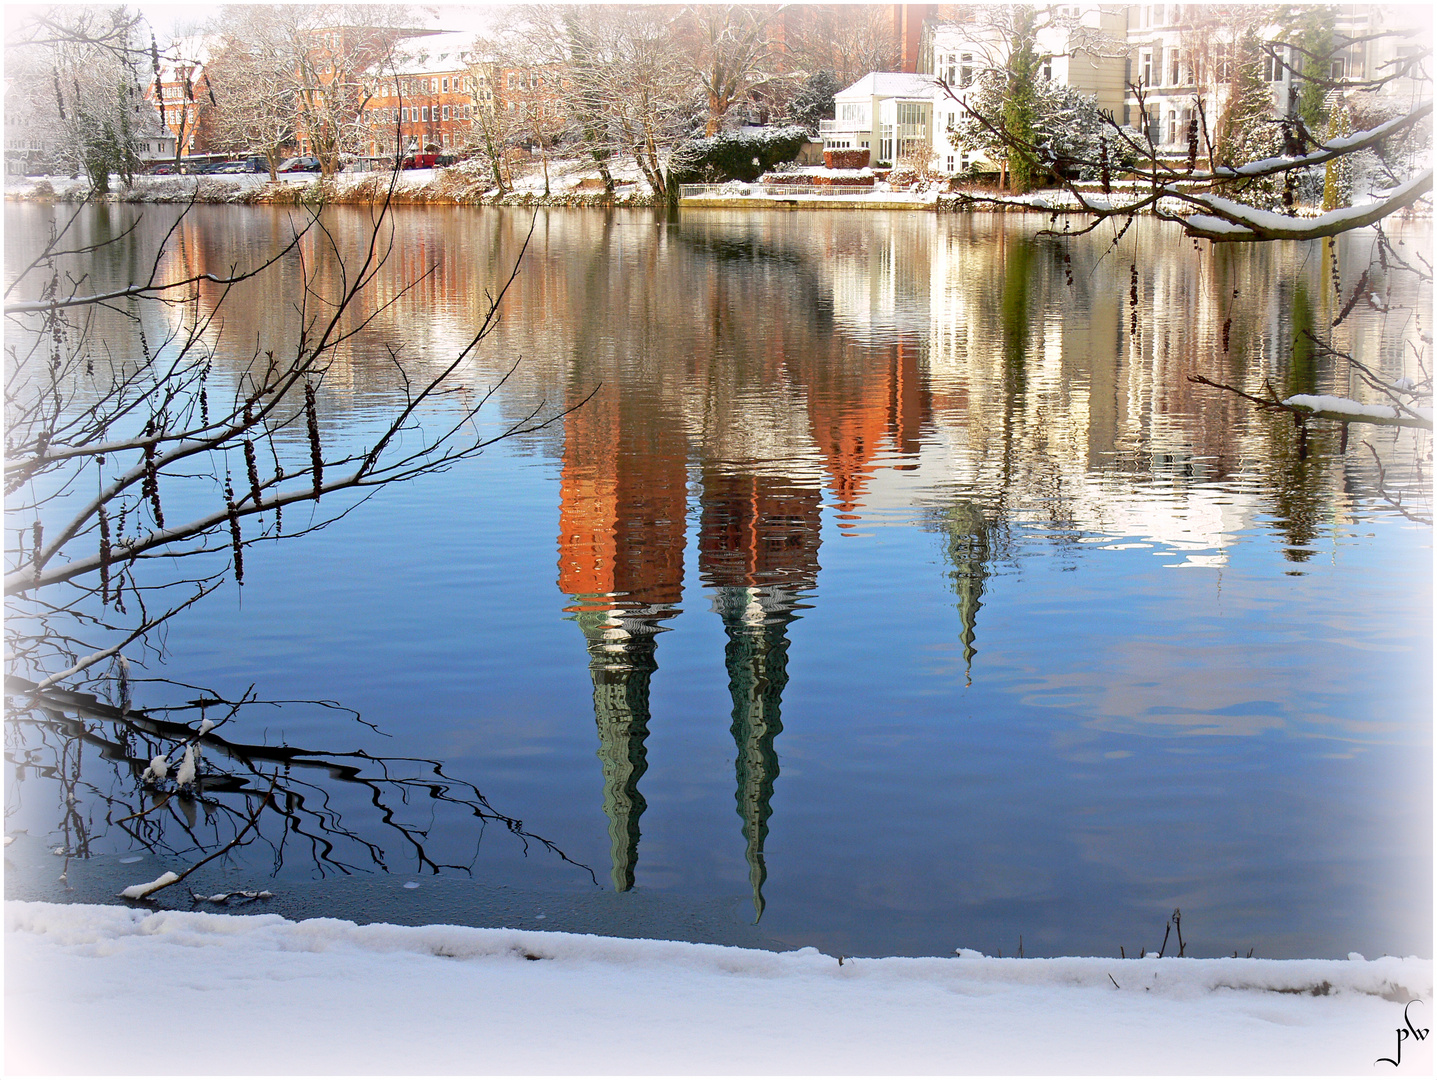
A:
[5,169,1091,213]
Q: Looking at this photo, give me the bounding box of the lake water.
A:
[4,203,1431,960]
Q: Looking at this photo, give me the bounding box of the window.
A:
[421,106,428,121]
[1167,110,1178,144]
[1141,50,1153,86]
[1330,57,1345,80]
[896,101,925,127]
[960,53,974,87]
[1169,49,1181,85]
[1264,48,1284,82]
[1042,58,1053,81]
[401,107,409,122]
[442,105,450,120]
[946,153,955,171]
[431,78,438,92]
[1215,42,1231,81]
[442,77,449,92]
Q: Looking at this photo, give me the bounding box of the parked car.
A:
[400,153,436,170]
[150,163,176,175]
[277,156,320,173]
[210,161,249,174]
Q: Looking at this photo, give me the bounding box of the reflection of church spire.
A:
[715,586,796,922]
[557,379,688,894]
[699,468,821,922]
[574,606,664,892]
[941,501,993,684]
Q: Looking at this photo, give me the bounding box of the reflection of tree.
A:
[1285,279,1323,398]
[6,678,596,883]
[999,232,1036,403]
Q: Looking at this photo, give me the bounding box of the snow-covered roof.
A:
[836,72,940,100]
[391,31,479,75]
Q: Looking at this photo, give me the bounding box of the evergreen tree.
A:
[1214,28,1283,207]
[1003,5,1042,193]
[1291,6,1338,135]
[790,70,839,133]
[1321,91,1352,210]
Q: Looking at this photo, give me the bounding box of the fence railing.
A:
[679,183,878,199]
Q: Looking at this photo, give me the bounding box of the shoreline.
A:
[7,898,1432,1074]
[1,169,1117,213]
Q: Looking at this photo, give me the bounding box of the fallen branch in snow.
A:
[1282,394,1433,430]
[188,888,273,906]
[117,774,277,903]
[1187,375,1433,430]
[118,872,180,901]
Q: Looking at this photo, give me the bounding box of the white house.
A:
[819,72,940,169]
[819,6,1129,175]
[1124,3,1431,158]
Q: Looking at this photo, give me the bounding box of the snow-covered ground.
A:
[3,155,658,204]
[5,900,1432,1075]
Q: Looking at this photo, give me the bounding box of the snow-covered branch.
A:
[1174,169,1432,242]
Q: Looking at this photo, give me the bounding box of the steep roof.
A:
[836,71,939,100]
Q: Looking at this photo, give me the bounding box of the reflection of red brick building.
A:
[803,336,930,531]
[557,388,687,613]
[698,466,822,923]
[698,470,822,592]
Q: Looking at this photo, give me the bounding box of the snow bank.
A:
[6,900,1431,1074]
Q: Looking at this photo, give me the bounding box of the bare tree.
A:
[675,5,784,136]
[202,9,306,179]
[4,5,166,191]
[200,5,418,177]
[783,5,899,87]
[461,41,523,192]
